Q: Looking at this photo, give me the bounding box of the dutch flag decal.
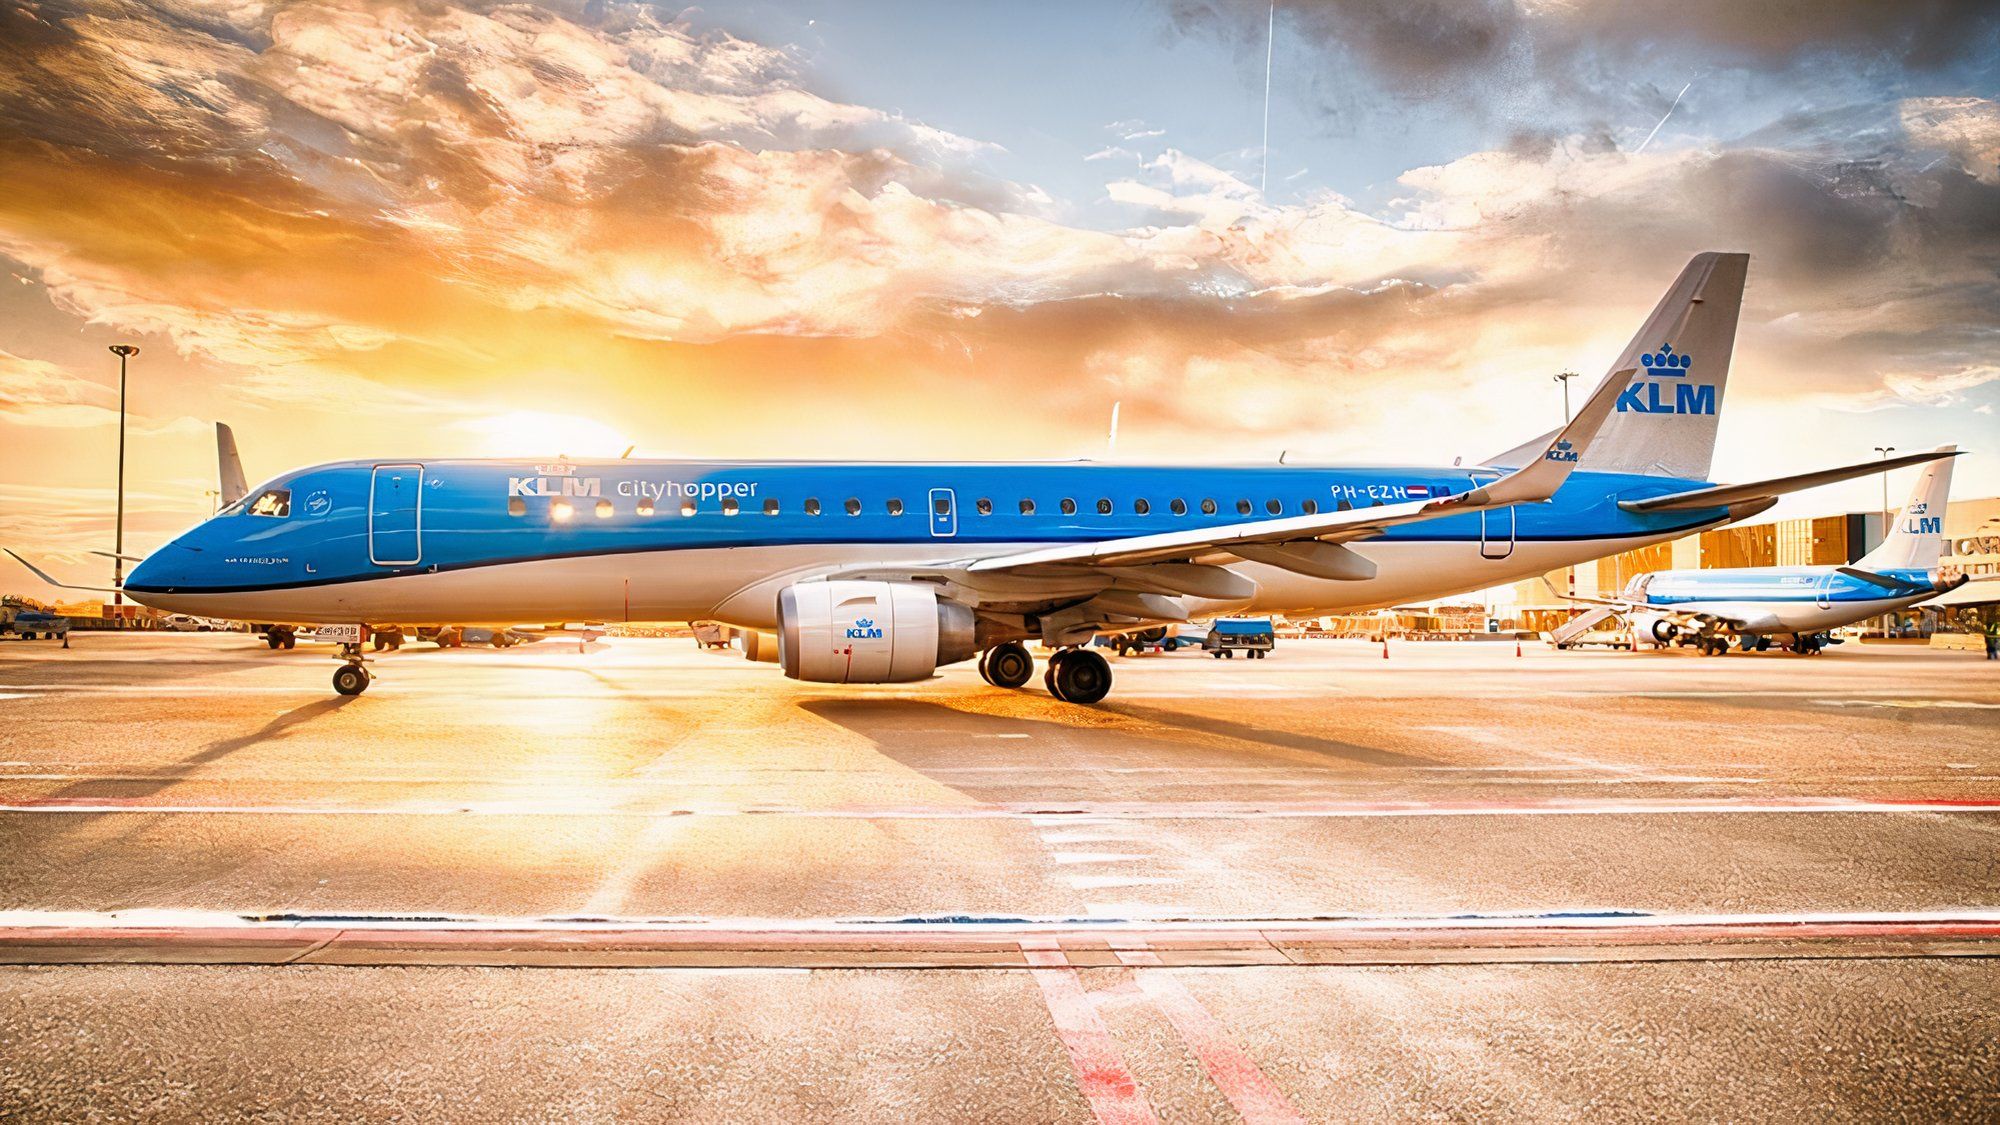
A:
[1407,485,1432,498]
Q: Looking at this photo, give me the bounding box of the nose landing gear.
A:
[332,642,371,696]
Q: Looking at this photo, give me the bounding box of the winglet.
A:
[217,422,248,508]
[5,548,121,593]
[1446,366,1635,509]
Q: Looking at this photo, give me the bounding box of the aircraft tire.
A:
[1046,648,1111,705]
[986,642,1034,689]
[332,665,369,696]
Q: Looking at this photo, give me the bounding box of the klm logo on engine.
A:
[1616,344,1715,416]
[845,616,883,641]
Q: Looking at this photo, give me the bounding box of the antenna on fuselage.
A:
[620,445,635,459]
[1105,401,1121,459]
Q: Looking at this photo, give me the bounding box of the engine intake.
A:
[777,581,977,683]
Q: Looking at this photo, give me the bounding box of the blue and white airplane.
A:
[1553,449,1965,655]
[9,252,1960,701]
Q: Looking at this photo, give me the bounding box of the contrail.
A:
[1260,0,1274,195]
[1633,78,1694,155]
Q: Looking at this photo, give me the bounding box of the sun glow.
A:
[464,411,630,459]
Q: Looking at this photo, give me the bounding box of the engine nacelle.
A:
[1640,615,1680,644]
[777,581,977,683]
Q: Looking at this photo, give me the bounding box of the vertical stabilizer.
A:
[1857,447,1958,571]
[1487,252,1748,479]
[216,422,248,508]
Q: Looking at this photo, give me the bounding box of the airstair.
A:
[1547,606,1621,648]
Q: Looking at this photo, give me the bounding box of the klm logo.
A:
[1616,343,1715,416]
[845,616,883,640]
[1544,439,1578,464]
[1908,516,1943,535]
[508,476,602,498]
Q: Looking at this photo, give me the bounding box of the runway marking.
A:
[4,796,1997,819]
[1022,943,1159,1125]
[1051,853,1151,865]
[1066,875,1176,890]
[1117,945,1307,1125]
[1815,699,2000,710]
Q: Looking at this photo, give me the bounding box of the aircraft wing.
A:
[1619,448,1959,513]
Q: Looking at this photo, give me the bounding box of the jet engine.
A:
[777,580,977,683]
[1640,615,1680,645]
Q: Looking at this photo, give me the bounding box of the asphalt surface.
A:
[1,632,1996,1121]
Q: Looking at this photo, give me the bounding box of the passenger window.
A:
[887,498,905,516]
[1060,498,1077,516]
[1170,498,1186,516]
[805,498,822,516]
[844,498,861,516]
[1201,498,1217,515]
[1266,499,1282,515]
[1301,498,1318,515]
[1235,499,1252,515]
[1095,498,1112,515]
[636,499,655,517]
[976,498,993,516]
[763,498,779,516]
[596,499,614,519]
[1336,498,1352,512]
[1133,498,1150,515]
[1019,499,1036,516]
[680,500,697,517]
[552,500,575,522]
[508,497,527,517]
[247,489,290,518]
[933,496,950,515]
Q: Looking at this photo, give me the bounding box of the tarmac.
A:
[1,632,1995,1121]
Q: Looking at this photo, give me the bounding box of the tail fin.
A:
[1488,251,1748,479]
[216,422,248,508]
[1857,446,1957,571]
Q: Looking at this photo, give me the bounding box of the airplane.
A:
[8,252,1963,701]
[1548,448,1965,655]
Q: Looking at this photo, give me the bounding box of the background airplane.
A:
[11,253,1962,701]
[1550,449,1964,654]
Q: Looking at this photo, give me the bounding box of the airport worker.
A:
[1984,614,1998,660]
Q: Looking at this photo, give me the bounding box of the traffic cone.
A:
[1516,640,1523,657]
[1381,636,1389,660]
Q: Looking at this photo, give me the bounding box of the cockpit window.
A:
[247,489,291,517]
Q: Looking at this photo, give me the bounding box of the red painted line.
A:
[1120,948,1306,1124]
[1023,947,1159,1125]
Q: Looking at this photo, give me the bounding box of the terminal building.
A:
[1493,496,2000,635]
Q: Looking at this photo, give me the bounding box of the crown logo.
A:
[854,617,874,629]
[1640,343,1691,378]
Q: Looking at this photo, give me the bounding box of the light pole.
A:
[1874,445,1895,638]
[1553,371,1580,422]
[108,345,139,617]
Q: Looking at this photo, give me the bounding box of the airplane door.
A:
[1480,506,1515,560]
[369,463,424,566]
[1815,571,1835,610]
[928,488,957,538]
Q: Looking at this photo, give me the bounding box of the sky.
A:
[2,0,1997,584]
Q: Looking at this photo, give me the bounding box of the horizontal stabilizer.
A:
[1619,449,1961,512]
[1836,566,1929,592]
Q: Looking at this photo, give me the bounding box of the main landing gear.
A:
[332,643,371,696]
[978,641,1036,689]
[1044,647,1112,705]
[976,642,1114,703]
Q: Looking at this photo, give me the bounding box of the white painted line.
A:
[1051,853,1151,865]
[1067,876,1177,890]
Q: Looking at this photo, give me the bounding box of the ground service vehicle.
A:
[1205,617,1275,658]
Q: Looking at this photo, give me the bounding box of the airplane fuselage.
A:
[1633,566,1942,635]
[125,458,1733,630]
